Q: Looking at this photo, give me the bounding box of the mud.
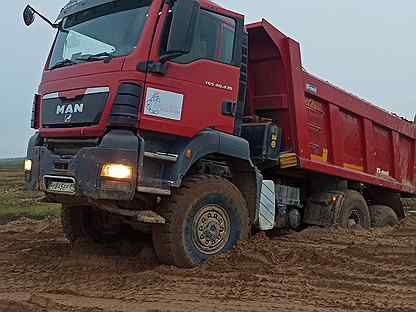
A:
[0,216,415,312]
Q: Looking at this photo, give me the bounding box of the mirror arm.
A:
[160,51,185,63]
[27,5,62,30]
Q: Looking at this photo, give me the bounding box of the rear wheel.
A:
[369,205,399,228]
[366,189,405,219]
[152,175,249,268]
[336,190,371,229]
[62,205,122,244]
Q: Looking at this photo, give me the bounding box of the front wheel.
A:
[152,175,249,268]
[62,205,122,244]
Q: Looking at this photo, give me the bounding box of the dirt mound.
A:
[0,217,415,312]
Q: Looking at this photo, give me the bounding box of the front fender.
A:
[172,129,253,185]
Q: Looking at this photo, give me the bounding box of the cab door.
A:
[140,4,242,138]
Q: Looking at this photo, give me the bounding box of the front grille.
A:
[42,91,109,128]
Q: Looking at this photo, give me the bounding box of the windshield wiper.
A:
[74,52,115,63]
[49,52,113,70]
[49,59,80,70]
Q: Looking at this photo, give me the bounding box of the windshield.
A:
[49,0,152,70]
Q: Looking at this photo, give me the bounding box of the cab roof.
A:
[57,0,242,22]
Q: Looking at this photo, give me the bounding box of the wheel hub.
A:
[193,205,230,255]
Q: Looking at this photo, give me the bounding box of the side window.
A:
[222,25,236,63]
[174,10,236,65]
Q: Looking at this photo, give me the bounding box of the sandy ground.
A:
[0,216,415,312]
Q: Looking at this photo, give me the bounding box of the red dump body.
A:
[247,20,416,194]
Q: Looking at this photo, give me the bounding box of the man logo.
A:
[64,114,72,123]
[56,103,84,115]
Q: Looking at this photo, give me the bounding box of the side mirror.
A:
[23,5,35,26]
[161,0,200,62]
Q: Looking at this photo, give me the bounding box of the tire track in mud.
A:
[0,216,415,312]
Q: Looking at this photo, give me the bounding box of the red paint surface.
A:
[247,20,415,194]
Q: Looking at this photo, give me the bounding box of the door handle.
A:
[222,101,236,117]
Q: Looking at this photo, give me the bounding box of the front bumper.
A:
[26,130,141,201]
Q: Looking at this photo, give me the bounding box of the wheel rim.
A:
[348,209,362,226]
[192,204,231,255]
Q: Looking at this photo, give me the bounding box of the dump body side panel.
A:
[247,20,416,194]
[302,73,416,193]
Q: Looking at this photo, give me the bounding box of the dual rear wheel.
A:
[336,190,399,229]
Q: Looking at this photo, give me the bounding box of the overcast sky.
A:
[0,0,415,158]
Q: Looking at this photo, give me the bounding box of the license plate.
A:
[47,181,76,195]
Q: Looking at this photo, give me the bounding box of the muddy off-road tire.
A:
[336,190,371,229]
[369,205,399,228]
[365,188,405,219]
[62,205,121,244]
[375,192,405,220]
[62,205,85,244]
[152,175,249,268]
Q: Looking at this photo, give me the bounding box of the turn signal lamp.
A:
[185,148,193,159]
[101,164,133,180]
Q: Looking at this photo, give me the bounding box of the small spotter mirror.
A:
[23,5,35,26]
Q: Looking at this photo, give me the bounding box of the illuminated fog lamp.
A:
[101,164,133,180]
[24,159,32,172]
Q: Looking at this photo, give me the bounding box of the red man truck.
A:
[23,0,415,267]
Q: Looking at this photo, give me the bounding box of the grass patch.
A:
[0,158,25,170]
[0,169,60,224]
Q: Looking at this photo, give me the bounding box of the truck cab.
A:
[25,0,260,267]
[27,0,251,197]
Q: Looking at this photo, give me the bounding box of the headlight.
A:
[101,163,133,180]
[24,159,32,172]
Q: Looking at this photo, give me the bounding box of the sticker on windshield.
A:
[144,88,184,121]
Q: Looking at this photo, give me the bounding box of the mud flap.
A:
[258,180,276,230]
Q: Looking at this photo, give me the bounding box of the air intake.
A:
[108,83,142,129]
[31,94,40,129]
